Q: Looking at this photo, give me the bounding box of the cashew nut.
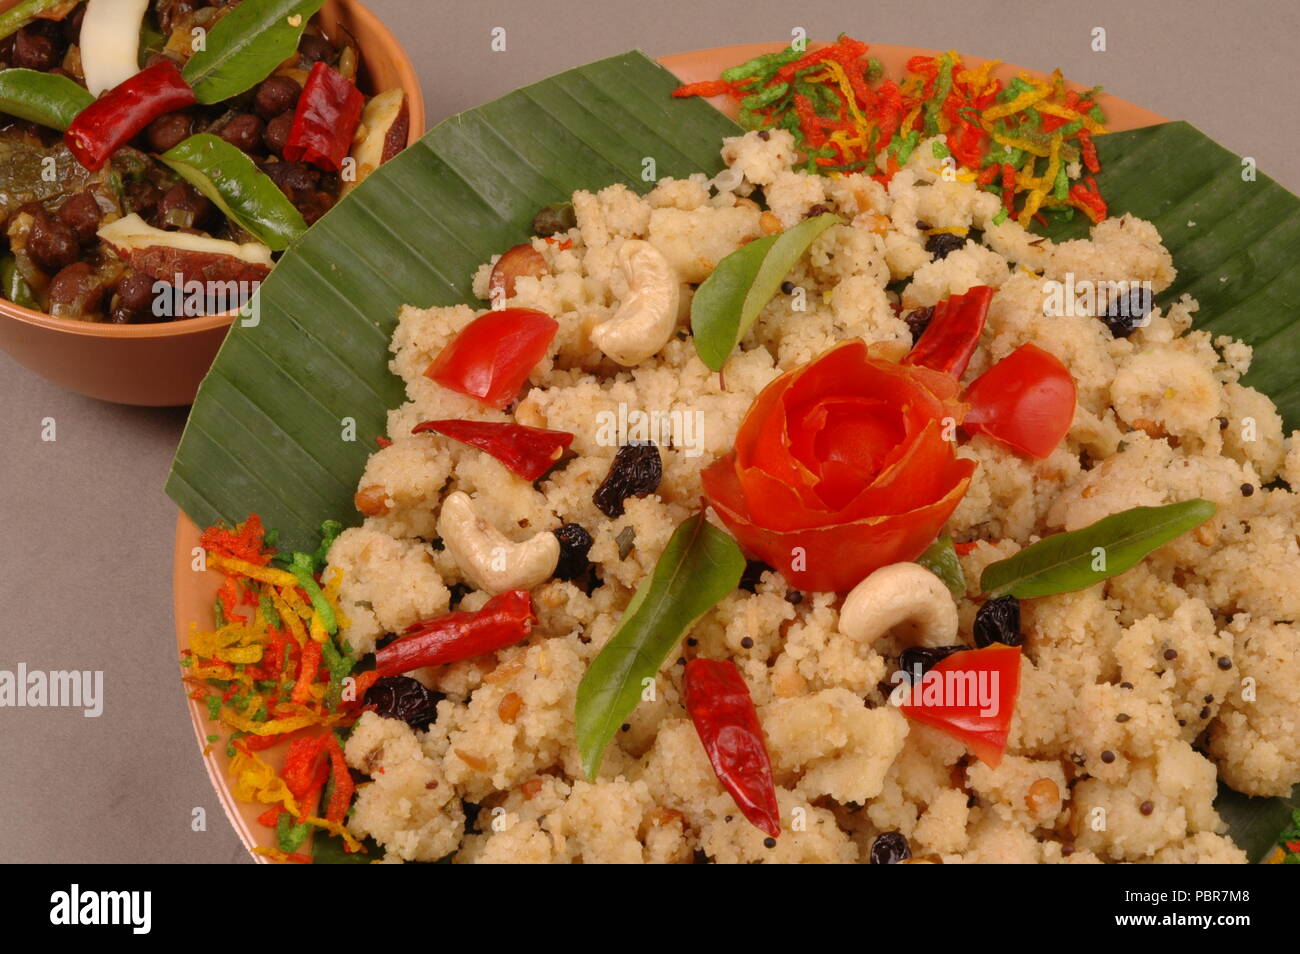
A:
[837,562,959,649]
[590,240,680,366]
[437,491,559,594]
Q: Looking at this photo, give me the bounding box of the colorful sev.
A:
[673,35,1108,227]
[184,515,372,862]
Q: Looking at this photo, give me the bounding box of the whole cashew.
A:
[590,240,680,366]
[437,491,559,594]
[837,562,959,649]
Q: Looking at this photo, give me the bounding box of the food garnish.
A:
[690,211,839,370]
[373,590,536,677]
[674,35,1108,226]
[424,307,559,409]
[682,658,781,838]
[961,343,1076,459]
[575,512,745,778]
[898,644,1022,767]
[64,59,197,171]
[914,535,966,598]
[901,284,991,377]
[979,499,1218,598]
[181,0,324,103]
[0,68,92,129]
[701,338,975,592]
[412,419,574,482]
[283,60,364,172]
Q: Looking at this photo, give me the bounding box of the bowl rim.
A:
[0,0,427,341]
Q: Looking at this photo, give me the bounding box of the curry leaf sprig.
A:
[0,69,93,131]
[980,499,1217,599]
[691,212,839,371]
[575,513,745,778]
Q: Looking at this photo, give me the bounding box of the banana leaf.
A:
[166,51,739,554]
[167,54,1300,862]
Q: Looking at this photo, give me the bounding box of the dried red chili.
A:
[283,61,364,172]
[375,590,536,677]
[412,419,574,481]
[64,59,196,171]
[902,285,992,378]
[682,658,781,839]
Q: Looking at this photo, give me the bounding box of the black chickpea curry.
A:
[0,0,408,322]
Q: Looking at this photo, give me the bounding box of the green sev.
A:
[289,552,337,635]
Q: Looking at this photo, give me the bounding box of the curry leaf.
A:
[0,69,93,131]
[980,499,1216,599]
[916,536,965,598]
[182,0,324,104]
[575,513,745,779]
[161,134,307,250]
[0,0,72,42]
[691,212,839,371]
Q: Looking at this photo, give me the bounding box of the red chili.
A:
[682,658,781,839]
[412,419,573,481]
[284,61,365,172]
[903,285,992,378]
[375,590,536,677]
[424,308,558,409]
[64,60,196,171]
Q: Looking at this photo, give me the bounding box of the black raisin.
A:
[974,595,1022,648]
[739,559,773,593]
[531,201,576,237]
[898,644,968,681]
[1099,286,1152,338]
[552,523,594,581]
[905,305,934,344]
[593,443,662,518]
[869,831,911,864]
[364,675,444,731]
[924,231,967,260]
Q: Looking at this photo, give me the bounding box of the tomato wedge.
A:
[902,285,992,378]
[899,645,1021,767]
[962,343,1076,459]
[412,419,573,481]
[424,308,558,409]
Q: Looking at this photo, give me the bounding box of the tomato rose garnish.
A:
[702,339,977,592]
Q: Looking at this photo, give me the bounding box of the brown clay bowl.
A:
[0,0,426,406]
[173,43,1166,862]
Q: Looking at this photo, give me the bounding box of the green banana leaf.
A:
[166,53,1300,863]
[166,51,739,554]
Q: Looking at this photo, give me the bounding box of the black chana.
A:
[898,644,967,681]
[593,443,662,518]
[364,675,443,730]
[1099,286,1152,338]
[869,831,911,864]
[552,523,595,582]
[924,231,967,260]
[974,595,1022,648]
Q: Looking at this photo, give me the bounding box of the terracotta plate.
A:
[172,43,1168,862]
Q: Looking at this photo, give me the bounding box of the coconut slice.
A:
[80,0,151,97]
[341,89,408,196]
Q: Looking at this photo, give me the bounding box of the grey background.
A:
[1,0,1295,863]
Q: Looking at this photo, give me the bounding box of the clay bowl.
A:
[173,43,1166,862]
[0,0,425,406]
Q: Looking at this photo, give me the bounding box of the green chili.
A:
[1,254,38,310]
[160,134,307,251]
[0,68,93,131]
[0,0,79,42]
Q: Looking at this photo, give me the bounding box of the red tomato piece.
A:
[424,308,558,409]
[412,419,573,481]
[899,645,1022,767]
[962,343,1077,459]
